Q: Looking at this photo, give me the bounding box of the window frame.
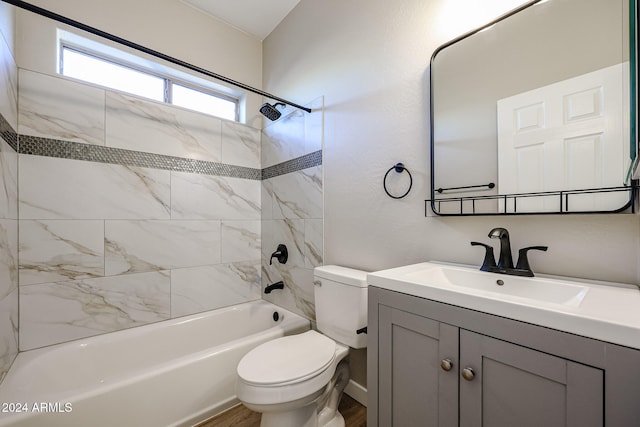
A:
[59,43,240,122]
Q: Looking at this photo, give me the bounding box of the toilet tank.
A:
[313,265,368,349]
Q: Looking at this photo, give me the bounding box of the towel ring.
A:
[383,163,412,199]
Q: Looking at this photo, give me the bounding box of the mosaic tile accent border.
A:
[262,150,323,180]
[19,135,262,180]
[0,112,17,151]
[0,113,320,180]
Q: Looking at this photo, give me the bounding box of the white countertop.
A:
[367,261,640,350]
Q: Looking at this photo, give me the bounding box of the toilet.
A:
[236,265,368,427]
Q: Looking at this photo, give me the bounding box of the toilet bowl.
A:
[237,330,350,427]
[236,265,368,427]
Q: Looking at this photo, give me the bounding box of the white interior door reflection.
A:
[497,63,630,212]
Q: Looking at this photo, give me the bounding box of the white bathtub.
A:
[0,300,309,427]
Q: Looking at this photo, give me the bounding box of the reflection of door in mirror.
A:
[497,63,630,212]
[429,0,635,216]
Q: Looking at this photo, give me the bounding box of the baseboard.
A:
[344,379,367,407]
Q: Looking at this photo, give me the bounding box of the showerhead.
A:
[259,102,286,121]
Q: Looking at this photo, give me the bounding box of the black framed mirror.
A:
[430,0,638,215]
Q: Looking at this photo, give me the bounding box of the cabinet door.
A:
[378,305,458,427]
[459,329,603,427]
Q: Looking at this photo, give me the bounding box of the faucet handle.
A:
[515,246,548,273]
[471,242,497,271]
[269,244,288,265]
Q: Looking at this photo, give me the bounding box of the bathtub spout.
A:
[265,281,285,294]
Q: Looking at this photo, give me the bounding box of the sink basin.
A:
[367,261,640,350]
[400,263,589,307]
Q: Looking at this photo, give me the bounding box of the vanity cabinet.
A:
[459,330,602,427]
[368,286,640,427]
[377,306,458,426]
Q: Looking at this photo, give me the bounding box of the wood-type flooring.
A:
[197,393,366,427]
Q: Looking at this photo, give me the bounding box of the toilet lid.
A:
[237,331,336,386]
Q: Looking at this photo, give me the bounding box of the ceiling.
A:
[180,0,301,40]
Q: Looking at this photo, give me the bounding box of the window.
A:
[61,48,165,102]
[172,83,237,119]
[60,45,239,121]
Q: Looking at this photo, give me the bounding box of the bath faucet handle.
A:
[515,246,548,274]
[471,241,497,271]
[269,244,288,265]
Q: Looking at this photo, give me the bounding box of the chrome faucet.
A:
[471,227,548,277]
[488,227,514,269]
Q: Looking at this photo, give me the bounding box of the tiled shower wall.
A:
[261,98,323,320]
[15,69,264,351]
[0,19,18,381]
[0,62,323,369]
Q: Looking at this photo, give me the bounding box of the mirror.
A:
[430,0,636,215]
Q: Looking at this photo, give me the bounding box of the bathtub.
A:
[0,300,309,427]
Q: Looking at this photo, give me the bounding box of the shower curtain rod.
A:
[1,0,312,113]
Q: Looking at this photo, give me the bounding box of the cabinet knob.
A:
[440,358,453,372]
[461,367,475,381]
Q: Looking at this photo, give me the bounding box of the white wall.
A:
[264,0,640,286]
[14,0,264,127]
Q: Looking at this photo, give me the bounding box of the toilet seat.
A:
[238,331,336,386]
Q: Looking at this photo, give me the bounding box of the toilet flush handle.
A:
[356,327,368,334]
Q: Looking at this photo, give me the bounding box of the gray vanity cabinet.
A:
[368,286,640,427]
[459,330,602,427]
[377,305,458,427]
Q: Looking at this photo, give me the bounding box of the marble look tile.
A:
[0,180,17,380]
[18,70,105,145]
[304,219,323,268]
[262,219,306,269]
[221,220,260,263]
[0,219,17,299]
[19,271,171,350]
[0,139,17,219]
[221,121,260,168]
[284,267,315,319]
[105,220,221,275]
[19,155,170,220]
[262,264,315,320]
[171,172,260,220]
[0,288,18,382]
[106,92,222,161]
[271,166,322,219]
[261,263,294,310]
[19,220,104,286]
[262,216,319,319]
[171,262,261,318]
[261,180,274,220]
[261,109,306,168]
[0,34,17,132]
